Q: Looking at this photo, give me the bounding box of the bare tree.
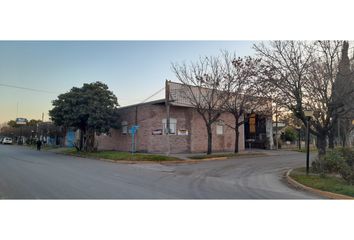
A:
[221,51,270,153]
[171,56,228,154]
[332,41,354,147]
[254,40,352,160]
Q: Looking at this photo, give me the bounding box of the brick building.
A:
[96,81,273,153]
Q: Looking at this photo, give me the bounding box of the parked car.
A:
[0,137,3,144]
[2,137,13,144]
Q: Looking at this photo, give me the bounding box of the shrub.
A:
[312,149,343,174]
[336,147,354,167]
[323,150,346,173]
[313,148,354,185]
[283,127,298,142]
[339,163,354,185]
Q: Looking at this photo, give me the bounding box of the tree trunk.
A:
[316,133,327,160]
[328,129,334,149]
[207,124,212,155]
[342,135,346,148]
[234,124,239,153]
[79,128,84,151]
[86,130,96,152]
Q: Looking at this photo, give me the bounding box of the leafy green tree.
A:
[7,120,18,128]
[27,119,42,126]
[283,127,298,142]
[49,82,120,151]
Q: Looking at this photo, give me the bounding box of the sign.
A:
[130,125,139,153]
[152,129,163,135]
[129,125,140,135]
[16,118,27,125]
[249,113,256,133]
[178,129,189,136]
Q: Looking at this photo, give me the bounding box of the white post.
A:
[266,116,274,150]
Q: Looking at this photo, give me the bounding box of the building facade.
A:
[96,100,246,153]
[95,81,273,154]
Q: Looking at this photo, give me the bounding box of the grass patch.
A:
[290,168,354,197]
[189,152,264,160]
[62,148,180,162]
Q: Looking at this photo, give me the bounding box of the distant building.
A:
[96,81,273,153]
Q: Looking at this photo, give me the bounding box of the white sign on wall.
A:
[178,129,188,136]
[152,129,163,135]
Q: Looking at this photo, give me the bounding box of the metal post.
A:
[298,128,301,150]
[20,126,22,145]
[135,106,138,150]
[165,80,171,156]
[131,131,135,154]
[306,118,310,175]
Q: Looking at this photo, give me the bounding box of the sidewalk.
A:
[169,149,283,160]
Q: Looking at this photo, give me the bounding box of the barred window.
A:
[162,118,177,135]
[121,121,128,135]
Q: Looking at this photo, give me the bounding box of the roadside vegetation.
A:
[49,82,120,152]
[291,147,354,197]
[290,167,354,197]
[62,148,180,162]
[311,147,354,184]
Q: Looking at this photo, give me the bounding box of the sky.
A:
[0,41,255,123]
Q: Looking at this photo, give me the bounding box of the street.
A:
[0,145,321,199]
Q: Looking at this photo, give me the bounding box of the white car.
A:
[2,137,13,144]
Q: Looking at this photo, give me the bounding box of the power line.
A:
[140,87,165,103]
[0,83,59,94]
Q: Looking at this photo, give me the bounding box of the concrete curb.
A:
[50,149,264,165]
[21,145,266,164]
[286,169,354,200]
[56,152,230,165]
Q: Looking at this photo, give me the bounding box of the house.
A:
[95,81,273,153]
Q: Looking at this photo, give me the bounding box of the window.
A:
[216,120,224,135]
[216,125,224,135]
[121,121,128,135]
[162,118,177,135]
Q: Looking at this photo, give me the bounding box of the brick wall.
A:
[96,102,245,153]
[190,110,245,153]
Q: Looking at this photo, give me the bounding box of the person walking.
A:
[36,139,42,151]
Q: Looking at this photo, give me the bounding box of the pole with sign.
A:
[16,118,27,144]
[129,125,139,154]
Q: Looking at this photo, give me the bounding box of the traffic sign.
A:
[16,118,27,125]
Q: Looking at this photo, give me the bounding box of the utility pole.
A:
[16,102,19,118]
[41,113,44,141]
[135,106,138,151]
[275,103,278,150]
[165,80,171,156]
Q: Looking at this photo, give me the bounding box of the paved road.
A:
[0,145,321,199]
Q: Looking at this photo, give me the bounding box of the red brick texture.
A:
[96,102,245,153]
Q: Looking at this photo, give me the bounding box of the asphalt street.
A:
[0,145,321,199]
